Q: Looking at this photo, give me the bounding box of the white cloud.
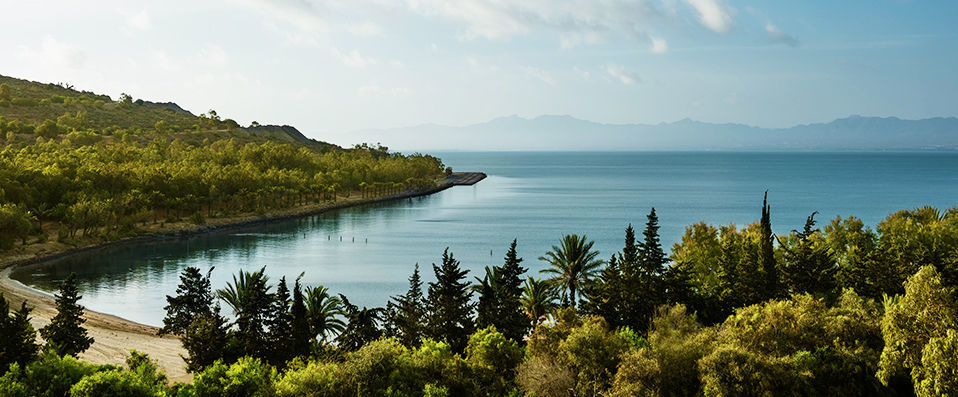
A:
[331,48,378,68]
[126,10,152,31]
[573,66,591,81]
[521,66,556,86]
[348,21,383,36]
[605,63,639,85]
[229,0,328,32]
[683,0,733,33]
[651,36,669,53]
[765,23,799,47]
[15,36,87,68]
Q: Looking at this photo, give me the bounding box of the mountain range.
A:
[349,115,958,151]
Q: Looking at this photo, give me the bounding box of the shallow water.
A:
[13,151,958,326]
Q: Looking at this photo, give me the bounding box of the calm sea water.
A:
[13,152,958,326]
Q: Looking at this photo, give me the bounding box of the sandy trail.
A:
[0,267,191,383]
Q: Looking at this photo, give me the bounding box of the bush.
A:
[35,119,60,138]
[190,357,276,397]
[10,98,37,107]
[465,327,522,394]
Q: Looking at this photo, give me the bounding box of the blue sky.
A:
[1,0,955,145]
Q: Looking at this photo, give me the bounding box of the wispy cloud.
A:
[331,47,378,68]
[605,63,639,85]
[126,10,152,31]
[521,66,556,86]
[765,23,799,47]
[683,0,734,33]
[650,36,669,53]
[358,84,411,97]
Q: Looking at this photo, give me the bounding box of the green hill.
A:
[0,74,336,150]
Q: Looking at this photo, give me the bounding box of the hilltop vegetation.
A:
[0,75,445,250]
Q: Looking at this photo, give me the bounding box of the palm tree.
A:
[538,234,605,308]
[304,285,346,341]
[216,267,272,322]
[521,277,556,327]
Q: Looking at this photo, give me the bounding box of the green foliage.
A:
[34,119,59,138]
[539,234,605,308]
[0,293,38,372]
[387,264,426,347]
[779,212,837,297]
[180,308,230,373]
[426,248,475,353]
[465,326,522,394]
[878,265,958,391]
[160,267,215,336]
[915,329,958,397]
[520,277,556,327]
[0,203,34,250]
[189,357,276,397]
[0,350,104,397]
[39,273,94,357]
[336,296,384,352]
[216,267,274,359]
[304,285,345,342]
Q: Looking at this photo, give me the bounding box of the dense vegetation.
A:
[2,202,957,396]
[0,76,445,250]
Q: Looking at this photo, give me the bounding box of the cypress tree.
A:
[160,266,214,336]
[290,276,310,355]
[267,276,294,365]
[496,239,529,341]
[759,191,783,299]
[583,254,624,328]
[40,273,93,357]
[0,293,38,371]
[639,208,667,276]
[426,248,475,353]
[390,264,426,347]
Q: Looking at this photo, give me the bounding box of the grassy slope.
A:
[0,74,338,151]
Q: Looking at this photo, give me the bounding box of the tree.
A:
[780,212,837,296]
[640,208,668,276]
[216,267,274,358]
[878,266,958,393]
[180,305,230,373]
[39,273,94,357]
[539,234,604,308]
[0,293,38,372]
[759,191,783,299]
[0,83,11,100]
[34,119,60,138]
[266,277,294,365]
[474,266,500,330]
[389,264,426,347]
[304,285,345,342]
[159,267,214,336]
[496,239,529,341]
[521,277,556,327]
[0,204,33,250]
[289,276,310,356]
[336,295,383,352]
[426,248,475,352]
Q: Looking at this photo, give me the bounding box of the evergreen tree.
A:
[781,212,837,296]
[290,276,310,356]
[390,264,426,347]
[426,248,475,353]
[622,224,639,268]
[0,293,38,372]
[267,277,294,365]
[475,266,501,330]
[39,273,93,357]
[336,295,383,351]
[583,254,624,328]
[181,305,230,373]
[159,267,214,336]
[496,239,529,341]
[759,191,783,299]
[639,208,667,276]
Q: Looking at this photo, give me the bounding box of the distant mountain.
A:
[351,115,958,151]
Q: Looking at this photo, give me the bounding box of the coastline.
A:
[0,172,485,384]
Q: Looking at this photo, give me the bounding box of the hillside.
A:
[350,114,958,151]
[0,74,335,150]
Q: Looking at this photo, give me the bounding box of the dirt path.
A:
[0,267,191,383]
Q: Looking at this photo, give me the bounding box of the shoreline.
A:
[0,172,485,383]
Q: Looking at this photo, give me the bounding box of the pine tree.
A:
[426,248,475,353]
[40,273,93,357]
[181,304,230,373]
[160,267,214,336]
[583,254,624,328]
[496,239,529,341]
[475,266,500,330]
[0,293,38,371]
[390,264,426,347]
[782,212,837,296]
[759,191,783,299]
[290,276,310,355]
[639,208,667,276]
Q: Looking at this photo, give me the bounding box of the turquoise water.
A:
[13,152,958,326]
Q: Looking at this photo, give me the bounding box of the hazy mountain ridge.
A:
[353,115,958,151]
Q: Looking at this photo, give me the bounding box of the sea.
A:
[12,151,958,326]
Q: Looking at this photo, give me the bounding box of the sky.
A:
[1,0,956,146]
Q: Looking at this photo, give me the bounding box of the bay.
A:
[13,151,958,326]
